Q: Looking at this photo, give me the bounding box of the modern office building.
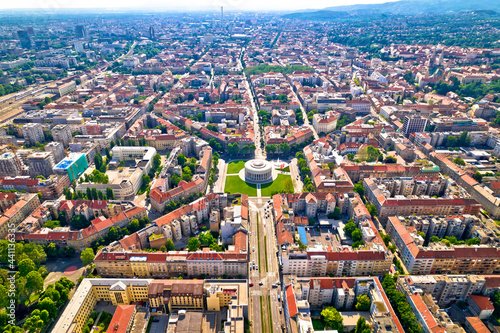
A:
[75,25,87,38]
[402,116,428,136]
[17,30,32,49]
[53,153,89,183]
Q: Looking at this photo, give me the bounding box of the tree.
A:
[329,207,341,219]
[367,203,377,218]
[38,297,58,318]
[166,239,175,252]
[354,317,371,333]
[351,229,362,242]
[355,294,371,311]
[321,307,343,332]
[453,157,465,166]
[384,155,397,163]
[182,166,192,182]
[228,143,239,155]
[187,238,200,251]
[18,258,36,276]
[26,271,44,295]
[177,154,187,166]
[81,248,95,266]
[265,144,276,155]
[106,188,115,200]
[447,135,458,147]
[353,181,365,197]
[0,285,8,309]
[473,171,483,183]
[343,221,357,238]
[279,142,291,155]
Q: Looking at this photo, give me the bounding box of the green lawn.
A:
[226,160,247,174]
[224,175,258,196]
[312,319,326,331]
[278,166,290,172]
[261,174,294,197]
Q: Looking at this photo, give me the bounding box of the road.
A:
[289,158,303,192]
[240,47,266,160]
[213,158,226,193]
[289,82,319,140]
[248,198,285,333]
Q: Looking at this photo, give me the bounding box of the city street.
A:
[289,83,319,140]
[248,198,285,333]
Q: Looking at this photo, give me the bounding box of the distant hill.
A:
[283,0,500,20]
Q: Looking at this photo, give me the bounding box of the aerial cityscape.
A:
[2,1,500,333]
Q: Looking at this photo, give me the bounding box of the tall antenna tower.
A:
[221,6,224,29]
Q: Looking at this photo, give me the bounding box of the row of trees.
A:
[382,274,422,333]
[244,64,314,76]
[442,132,470,147]
[162,192,205,214]
[63,187,115,201]
[265,143,291,155]
[87,217,151,253]
[296,151,316,192]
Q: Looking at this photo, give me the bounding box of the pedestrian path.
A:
[257,184,261,197]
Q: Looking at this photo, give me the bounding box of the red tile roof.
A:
[286,285,298,317]
[107,305,136,333]
[470,295,494,311]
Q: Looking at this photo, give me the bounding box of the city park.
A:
[224,159,294,197]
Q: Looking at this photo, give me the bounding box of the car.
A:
[259,281,263,286]
[272,284,277,288]
[253,247,255,252]
[249,283,254,287]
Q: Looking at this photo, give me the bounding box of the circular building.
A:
[245,159,273,183]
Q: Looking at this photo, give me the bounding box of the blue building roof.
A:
[55,159,73,169]
[297,227,308,246]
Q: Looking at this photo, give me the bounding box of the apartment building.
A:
[386,216,500,275]
[51,278,151,333]
[51,124,72,147]
[398,275,487,307]
[45,142,66,163]
[341,162,440,183]
[365,178,481,223]
[281,248,391,277]
[312,111,339,134]
[94,230,248,278]
[0,152,22,177]
[28,151,55,178]
[22,123,45,146]
[303,146,354,194]
[284,276,404,333]
[52,278,245,333]
[0,193,40,239]
[16,206,147,250]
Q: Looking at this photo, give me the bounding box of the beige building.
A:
[0,193,40,239]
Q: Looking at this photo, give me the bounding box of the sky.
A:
[0,0,396,12]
